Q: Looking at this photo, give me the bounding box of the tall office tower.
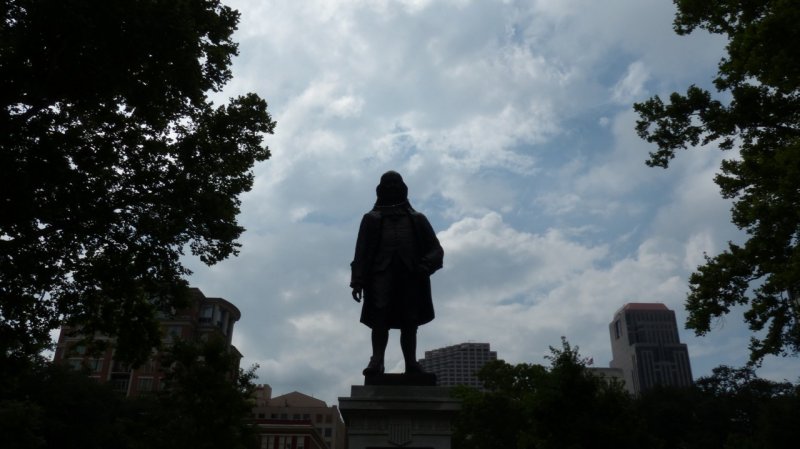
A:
[609,303,693,395]
[53,287,242,396]
[418,342,497,389]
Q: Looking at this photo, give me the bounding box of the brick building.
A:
[252,387,346,449]
[53,287,242,396]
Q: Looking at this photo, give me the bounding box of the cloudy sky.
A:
[183,0,797,405]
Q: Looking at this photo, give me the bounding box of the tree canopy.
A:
[135,336,260,449]
[635,365,799,449]
[633,0,800,363]
[453,339,800,449]
[0,338,260,449]
[453,338,642,449]
[0,0,275,364]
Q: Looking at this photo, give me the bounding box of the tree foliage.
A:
[453,338,642,449]
[0,338,260,449]
[0,353,135,449]
[131,336,260,449]
[0,0,275,363]
[453,339,800,449]
[638,365,799,449]
[633,0,800,363]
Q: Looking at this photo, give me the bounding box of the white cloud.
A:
[438,212,608,295]
[683,231,715,271]
[177,0,788,405]
[612,61,650,104]
[288,312,345,335]
[326,94,365,118]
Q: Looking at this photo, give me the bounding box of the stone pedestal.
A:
[338,381,460,449]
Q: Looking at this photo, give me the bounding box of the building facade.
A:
[253,419,329,449]
[587,366,627,391]
[53,287,242,396]
[609,303,693,395]
[252,388,346,449]
[418,342,497,389]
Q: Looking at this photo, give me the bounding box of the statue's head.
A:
[376,170,408,205]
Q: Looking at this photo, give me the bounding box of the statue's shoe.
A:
[404,361,426,374]
[362,358,385,376]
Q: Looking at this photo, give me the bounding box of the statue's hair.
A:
[373,170,414,211]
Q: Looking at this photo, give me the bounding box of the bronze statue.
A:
[350,171,444,375]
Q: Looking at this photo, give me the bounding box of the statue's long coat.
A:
[350,209,444,329]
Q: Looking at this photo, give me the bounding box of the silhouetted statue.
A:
[350,171,444,375]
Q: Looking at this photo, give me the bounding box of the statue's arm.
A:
[418,214,444,275]
[350,214,373,293]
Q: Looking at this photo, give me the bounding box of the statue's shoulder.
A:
[364,210,381,220]
[409,210,429,222]
[361,211,382,228]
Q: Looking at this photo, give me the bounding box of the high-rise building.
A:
[609,303,693,395]
[252,387,346,449]
[53,287,242,396]
[418,342,497,389]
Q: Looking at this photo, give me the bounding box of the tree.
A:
[633,365,800,449]
[694,365,799,449]
[635,386,716,449]
[0,1,276,364]
[528,338,642,449]
[130,336,260,449]
[452,361,546,449]
[0,338,260,449]
[453,338,642,449]
[0,355,125,449]
[633,0,800,363]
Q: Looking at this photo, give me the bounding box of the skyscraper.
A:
[609,303,693,395]
[418,342,497,389]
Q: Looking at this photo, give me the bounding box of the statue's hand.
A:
[352,287,363,302]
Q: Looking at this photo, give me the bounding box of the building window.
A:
[88,358,103,373]
[614,320,621,339]
[316,414,322,423]
[69,344,87,356]
[324,428,332,437]
[111,375,130,394]
[200,305,214,323]
[111,359,131,373]
[325,414,332,423]
[217,309,229,332]
[141,358,158,374]
[165,325,183,343]
[138,377,154,392]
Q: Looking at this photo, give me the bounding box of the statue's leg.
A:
[363,328,388,375]
[401,326,425,373]
[372,327,389,362]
